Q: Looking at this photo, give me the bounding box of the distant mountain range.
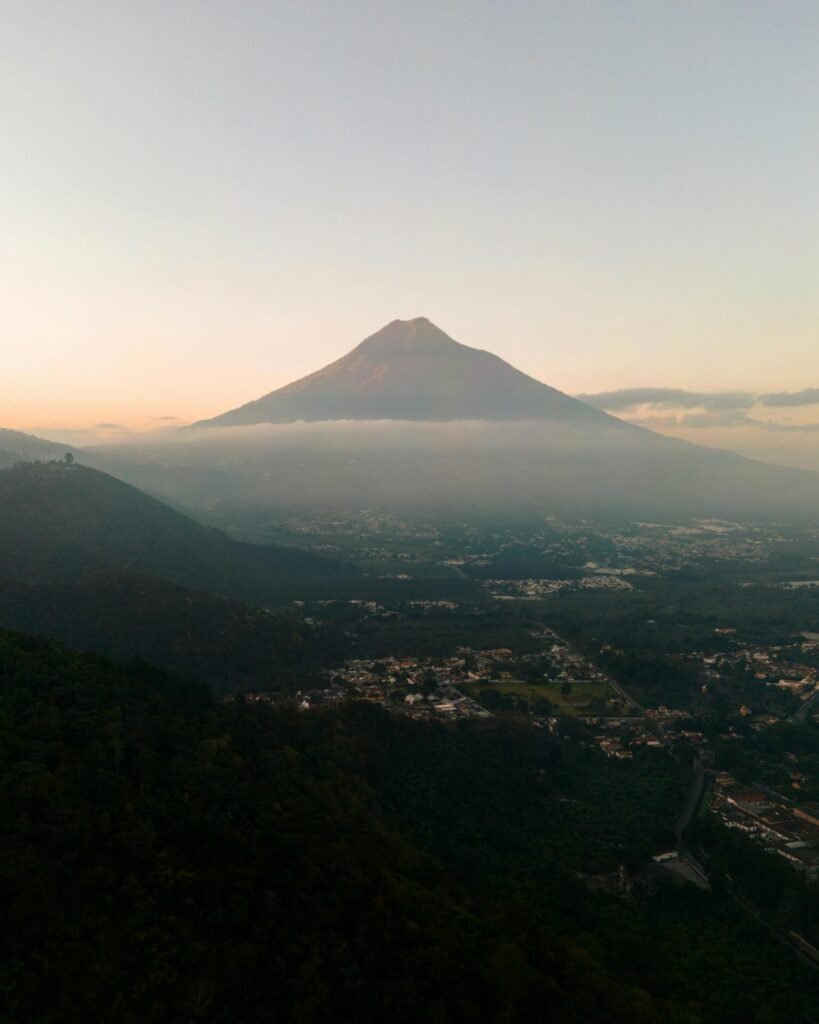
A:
[194,317,630,428]
[0,461,353,689]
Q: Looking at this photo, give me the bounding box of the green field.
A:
[462,677,625,717]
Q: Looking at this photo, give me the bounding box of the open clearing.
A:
[462,678,624,716]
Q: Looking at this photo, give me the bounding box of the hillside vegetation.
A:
[2,628,818,1023]
[0,461,352,603]
[0,462,353,689]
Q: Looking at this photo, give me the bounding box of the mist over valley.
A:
[76,318,819,529]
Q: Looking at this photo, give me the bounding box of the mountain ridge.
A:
[0,460,353,601]
[0,460,353,689]
[0,428,81,467]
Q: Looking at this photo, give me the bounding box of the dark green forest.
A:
[2,630,819,1023]
[0,574,346,694]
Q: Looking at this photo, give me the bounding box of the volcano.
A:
[194,317,628,428]
[157,317,819,523]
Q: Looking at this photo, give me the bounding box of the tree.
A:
[420,668,438,695]
[533,697,554,716]
[561,681,572,697]
[64,452,75,466]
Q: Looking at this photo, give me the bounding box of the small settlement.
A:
[710,773,819,879]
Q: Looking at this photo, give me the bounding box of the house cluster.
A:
[588,705,718,761]
[589,718,663,759]
[312,654,494,721]
[700,643,818,689]
[299,630,621,723]
[711,774,819,879]
[645,706,710,747]
[676,639,819,721]
[595,519,774,573]
[536,639,610,684]
[483,575,634,600]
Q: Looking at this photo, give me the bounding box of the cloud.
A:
[153,415,180,421]
[578,387,819,433]
[759,388,819,407]
[697,393,759,412]
[95,422,127,431]
[577,388,756,412]
[758,420,819,433]
[577,388,699,411]
[628,414,688,430]
[677,410,757,428]
[630,410,757,430]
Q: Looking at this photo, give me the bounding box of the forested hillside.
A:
[2,629,818,1023]
[0,461,354,689]
[0,461,352,603]
[0,575,345,693]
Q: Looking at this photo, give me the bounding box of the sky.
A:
[2,1,818,458]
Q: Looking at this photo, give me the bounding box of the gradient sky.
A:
[3,1,818,446]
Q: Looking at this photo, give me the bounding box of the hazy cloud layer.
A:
[762,420,819,432]
[630,411,757,430]
[577,388,757,412]
[578,387,819,432]
[758,388,819,407]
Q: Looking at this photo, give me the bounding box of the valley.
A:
[4,332,819,1024]
[6,4,818,1018]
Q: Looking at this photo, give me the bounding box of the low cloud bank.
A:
[759,388,819,408]
[578,387,819,432]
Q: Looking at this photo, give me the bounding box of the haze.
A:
[3,1,818,462]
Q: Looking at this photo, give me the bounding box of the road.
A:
[676,762,706,842]
[669,760,712,888]
[602,671,643,715]
[792,687,819,722]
